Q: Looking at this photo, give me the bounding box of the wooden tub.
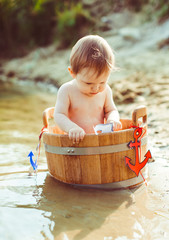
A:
[43,106,148,189]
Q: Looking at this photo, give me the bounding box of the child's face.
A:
[75,68,110,97]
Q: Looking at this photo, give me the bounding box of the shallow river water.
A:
[0,82,169,240]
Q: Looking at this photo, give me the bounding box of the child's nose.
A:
[92,84,99,91]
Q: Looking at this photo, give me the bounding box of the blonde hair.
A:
[70,35,115,77]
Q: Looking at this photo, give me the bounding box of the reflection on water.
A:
[0,172,149,240]
[0,82,169,240]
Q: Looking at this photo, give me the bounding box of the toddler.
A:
[54,35,122,143]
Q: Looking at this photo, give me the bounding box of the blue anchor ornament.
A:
[28,151,38,171]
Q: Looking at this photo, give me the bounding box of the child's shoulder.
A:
[105,84,111,91]
[104,84,113,99]
[105,84,112,94]
[58,80,75,93]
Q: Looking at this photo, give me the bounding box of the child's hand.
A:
[69,127,85,143]
[107,120,122,131]
[113,121,122,131]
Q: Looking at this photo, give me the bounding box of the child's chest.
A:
[69,92,105,116]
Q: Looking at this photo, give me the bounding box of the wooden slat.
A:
[43,133,66,182]
[78,134,101,184]
[59,135,82,184]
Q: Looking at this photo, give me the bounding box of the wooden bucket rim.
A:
[43,127,133,137]
[43,118,144,138]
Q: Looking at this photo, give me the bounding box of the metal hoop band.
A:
[44,136,147,156]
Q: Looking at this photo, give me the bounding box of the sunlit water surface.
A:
[0,82,169,240]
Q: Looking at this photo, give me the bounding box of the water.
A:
[0,82,169,240]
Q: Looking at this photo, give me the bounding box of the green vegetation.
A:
[56,3,94,49]
[0,0,168,58]
[0,0,94,57]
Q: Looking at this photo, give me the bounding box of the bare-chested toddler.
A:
[54,35,122,143]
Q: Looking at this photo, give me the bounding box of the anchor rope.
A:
[35,125,48,171]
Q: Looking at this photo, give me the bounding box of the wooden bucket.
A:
[43,106,148,189]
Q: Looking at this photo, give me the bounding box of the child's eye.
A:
[86,83,92,85]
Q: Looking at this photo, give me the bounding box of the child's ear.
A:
[68,66,76,78]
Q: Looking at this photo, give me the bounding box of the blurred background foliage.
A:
[0,0,169,58]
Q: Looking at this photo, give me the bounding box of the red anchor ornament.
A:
[125,127,152,176]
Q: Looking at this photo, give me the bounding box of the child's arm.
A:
[54,84,85,143]
[104,85,122,130]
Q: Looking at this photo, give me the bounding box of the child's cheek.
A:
[100,85,105,92]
